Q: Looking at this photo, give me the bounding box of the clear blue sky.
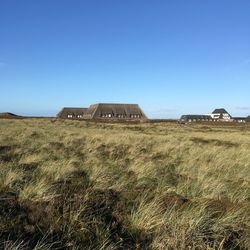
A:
[0,0,249,118]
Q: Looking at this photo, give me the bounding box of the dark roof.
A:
[180,114,212,120]
[233,117,246,120]
[212,108,229,114]
[84,103,148,120]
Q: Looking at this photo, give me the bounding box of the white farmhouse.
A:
[208,108,232,121]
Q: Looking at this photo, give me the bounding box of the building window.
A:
[102,114,112,118]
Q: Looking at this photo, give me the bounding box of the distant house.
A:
[83,103,148,121]
[209,108,232,121]
[179,108,248,123]
[57,103,148,121]
[179,115,213,123]
[57,107,88,119]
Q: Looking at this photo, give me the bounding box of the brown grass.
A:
[0,118,249,249]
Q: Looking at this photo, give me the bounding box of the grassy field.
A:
[0,119,249,249]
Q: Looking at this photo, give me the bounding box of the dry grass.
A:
[0,118,249,249]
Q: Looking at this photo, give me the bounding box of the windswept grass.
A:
[0,118,249,249]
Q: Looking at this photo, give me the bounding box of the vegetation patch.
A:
[190,137,239,147]
[0,119,249,249]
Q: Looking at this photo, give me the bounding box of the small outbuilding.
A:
[233,117,246,123]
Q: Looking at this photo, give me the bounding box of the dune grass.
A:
[0,118,249,249]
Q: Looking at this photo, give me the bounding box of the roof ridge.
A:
[91,103,100,119]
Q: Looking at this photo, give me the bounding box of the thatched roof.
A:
[83,103,148,120]
[57,107,88,118]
